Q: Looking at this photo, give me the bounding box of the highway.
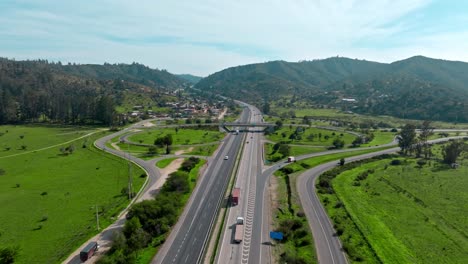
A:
[215,105,263,264]
[151,108,250,264]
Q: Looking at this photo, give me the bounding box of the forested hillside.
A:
[176,74,203,84]
[56,62,184,90]
[0,58,183,125]
[196,56,468,122]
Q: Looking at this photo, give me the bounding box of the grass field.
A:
[127,127,223,145]
[271,107,468,129]
[326,153,468,263]
[267,126,356,147]
[0,127,145,264]
[0,125,98,157]
[265,143,326,162]
[361,130,396,147]
[270,147,393,263]
[156,158,177,168]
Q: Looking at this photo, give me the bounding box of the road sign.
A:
[270,231,284,240]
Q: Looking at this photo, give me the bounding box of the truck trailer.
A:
[231,188,240,206]
[234,216,245,243]
[80,241,98,262]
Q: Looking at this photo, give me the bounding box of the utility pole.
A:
[96,205,100,231]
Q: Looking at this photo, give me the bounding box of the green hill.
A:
[0,58,182,125]
[195,56,468,122]
[176,74,203,84]
[56,62,184,90]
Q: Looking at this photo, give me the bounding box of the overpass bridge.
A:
[220,122,275,133]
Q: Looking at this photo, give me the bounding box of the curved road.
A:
[293,136,466,264]
[63,119,164,264]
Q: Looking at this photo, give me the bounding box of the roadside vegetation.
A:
[0,127,145,264]
[97,157,206,264]
[273,168,316,264]
[317,122,468,263]
[270,147,390,263]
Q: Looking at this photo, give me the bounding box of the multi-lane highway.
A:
[215,105,263,264]
[151,108,250,264]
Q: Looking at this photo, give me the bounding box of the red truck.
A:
[231,188,240,206]
[80,241,98,262]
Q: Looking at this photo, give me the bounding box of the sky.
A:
[1,0,468,76]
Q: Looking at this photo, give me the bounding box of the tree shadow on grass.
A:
[431,163,451,172]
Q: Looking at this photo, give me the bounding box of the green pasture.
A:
[265,143,326,162]
[127,128,223,145]
[328,156,468,263]
[267,126,355,146]
[0,125,98,157]
[271,106,468,129]
[0,128,145,264]
[361,130,396,147]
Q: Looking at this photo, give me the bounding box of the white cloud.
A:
[2,0,468,75]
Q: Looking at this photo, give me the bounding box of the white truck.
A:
[234,216,244,243]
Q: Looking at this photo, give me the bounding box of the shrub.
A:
[390,159,402,165]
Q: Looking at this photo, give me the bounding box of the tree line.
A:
[0,59,122,125]
[397,121,467,164]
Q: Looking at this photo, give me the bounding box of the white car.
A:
[224,155,229,160]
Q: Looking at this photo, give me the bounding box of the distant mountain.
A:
[196,56,468,122]
[196,58,386,100]
[176,74,203,84]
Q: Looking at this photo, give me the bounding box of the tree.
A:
[442,140,466,164]
[0,246,20,264]
[262,101,270,114]
[275,120,283,131]
[154,134,173,154]
[278,144,291,157]
[339,158,345,166]
[352,136,363,147]
[419,120,434,159]
[397,124,417,155]
[332,138,345,149]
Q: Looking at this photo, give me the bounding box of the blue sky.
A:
[1,0,468,76]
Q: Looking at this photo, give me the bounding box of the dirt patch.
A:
[175,147,194,155]
[139,158,184,201]
[269,174,280,214]
[111,142,121,151]
[142,122,155,127]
